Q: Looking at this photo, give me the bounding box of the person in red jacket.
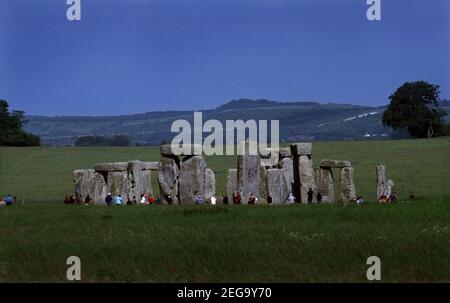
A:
[147,195,155,205]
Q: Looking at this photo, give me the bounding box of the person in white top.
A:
[287,193,296,204]
[140,194,147,204]
[210,195,217,205]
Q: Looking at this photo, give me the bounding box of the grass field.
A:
[0,138,449,282]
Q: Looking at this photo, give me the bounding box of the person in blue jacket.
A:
[4,195,14,206]
[114,195,123,206]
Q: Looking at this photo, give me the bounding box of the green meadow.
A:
[0,138,449,282]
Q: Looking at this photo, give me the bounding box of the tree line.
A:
[0,100,40,146]
[74,135,130,147]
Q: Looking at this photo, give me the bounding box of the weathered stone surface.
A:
[319,159,352,168]
[158,157,180,204]
[73,169,95,204]
[339,167,356,203]
[376,164,395,199]
[259,166,268,203]
[279,157,294,186]
[142,161,159,171]
[107,171,131,202]
[386,179,395,198]
[267,169,290,204]
[93,173,108,205]
[128,160,144,200]
[291,143,312,156]
[204,168,216,202]
[376,164,387,199]
[94,162,129,172]
[179,156,206,204]
[279,148,291,159]
[226,169,237,199]
[259,147,278,160]
[160,144,202,156]
[142,170,153,196]
[316,168,334,203]
[237,142,261,204]
[299,155,317,203]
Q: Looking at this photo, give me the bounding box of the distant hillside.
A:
[23,99,450,146]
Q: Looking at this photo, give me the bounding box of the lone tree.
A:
[0,99,40,146]
[383,81,447,138]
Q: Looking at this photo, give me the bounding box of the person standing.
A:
[356,195,365,205]
[114,195,123,206]
[307,188,314,205]
[210,195,217,205]
[287,193,296,204]
[267,193,273,204]
[248,193,256,205]
[4,195,14,206]
[194,193,204,205]
[234,192,242,205]
[105,193,113,206]
[222,195,229,205]
[317,192,322,204]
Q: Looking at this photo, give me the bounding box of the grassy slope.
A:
[0,138,449,282]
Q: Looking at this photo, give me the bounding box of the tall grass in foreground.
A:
[0,198,448,282]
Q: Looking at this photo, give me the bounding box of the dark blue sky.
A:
[0,0,449,116]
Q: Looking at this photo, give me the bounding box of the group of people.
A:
[269,188,322,205]
[350,195,366,205]
[227,192,257,205]
[62,188,401,206]
[0,194,15,206]
[63,193,159,206]
[105,193,158,206]
[377,192,398,204]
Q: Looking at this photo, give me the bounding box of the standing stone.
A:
[259,166,268,203]
[73,169,95,204]
[158,157,180,204]
[376,164,387,199]
[107,171,131,202]
[267,169,290,204]
[316,168,334,203]
[226,169,237,200]
[339,167,356,203]
[299,155,317,203]
[204,168,216,203]
[386,180,395,198]
[376,164,395,199]
[93,173,108,205]
[128,160,144,200]
[237,141,261,204]
[179,156,206,204]
[290,143,312,203]
[279,157,294,191]
[142,170,153,196]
